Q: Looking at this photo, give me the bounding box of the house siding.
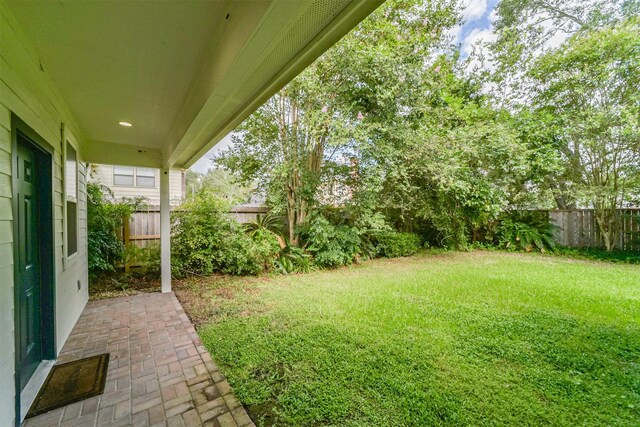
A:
[1,5,89,425]
[0,105,15,426]
[90,163,184,204]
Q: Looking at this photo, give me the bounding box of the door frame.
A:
[11,115,56,423]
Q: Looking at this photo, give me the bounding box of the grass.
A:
[173,251,640,426]
[551,246,640,264]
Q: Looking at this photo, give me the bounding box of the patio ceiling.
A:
[5,0,383,169]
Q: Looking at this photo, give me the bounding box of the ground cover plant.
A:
[176,251,640,426]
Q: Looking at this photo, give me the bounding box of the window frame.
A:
[112,166,157,188]
[135,167,156,188]
[64,139,79,261]
[113,165,135,187]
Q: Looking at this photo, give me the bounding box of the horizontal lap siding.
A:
[0,105,15,425]
[1,6,90,424]
[90,163,184,202]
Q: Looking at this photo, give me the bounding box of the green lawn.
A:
[178,251,640,426]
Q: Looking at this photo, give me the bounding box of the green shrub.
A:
[131,243,161,277]
[374,231,422,257]
[274,245,315,274]
[497,211,556,252]
[87,182,144,274]
[301,215,362,268]
[250,229,282,272]
[171,193,264,276]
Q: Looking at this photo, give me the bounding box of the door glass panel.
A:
[24,159,32,182]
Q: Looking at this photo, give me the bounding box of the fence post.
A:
[123,214,131,273]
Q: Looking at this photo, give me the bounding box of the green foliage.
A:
[215,0,638,256]
[497,211,557,252]
[216,0,460,245]
[185,168,251,204]
[87,182,143,274]
[171,192,265,276]
[129,243,161,277]
[527,18,640,251]
[301,215,362,268]
[373,231,422,258]
[250,229,282,273]
[552,247,640,264]
[244,213,285,243]
[274,245,315,275]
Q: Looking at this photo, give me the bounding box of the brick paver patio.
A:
[24,292,254,427]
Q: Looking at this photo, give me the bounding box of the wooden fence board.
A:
[119,206,269,249]
[548,208,640,250]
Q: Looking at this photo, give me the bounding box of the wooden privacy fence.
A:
[120,205,269,248]
[548,209,640,251]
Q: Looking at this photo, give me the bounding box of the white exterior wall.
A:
[90,163,184,205]
[1,5,89,425]
[0,96,16,427]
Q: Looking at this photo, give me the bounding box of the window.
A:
[136,167,156,187]
[113,166,156,187]
[66,142,78,256]
[113,166,134,186]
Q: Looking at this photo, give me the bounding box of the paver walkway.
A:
[24,292,254,427]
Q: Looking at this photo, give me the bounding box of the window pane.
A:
[136,167,155,177]
[114,166,134,175]
[65,143,77,202]
[67,200,78,256]
[136,175,155,187]
[114,174,134,186]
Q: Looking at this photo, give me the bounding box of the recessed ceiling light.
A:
[118,121,133,127]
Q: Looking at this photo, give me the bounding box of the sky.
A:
[455,0,501,58]
[190,0,501,174]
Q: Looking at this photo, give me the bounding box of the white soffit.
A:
[6,0,384,168]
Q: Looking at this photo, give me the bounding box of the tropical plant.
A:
[497,211,557,252]
[244,212,286,249]
[274,245,315,274]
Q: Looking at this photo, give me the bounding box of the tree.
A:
[355,57,533,247]
[528,17,640,250]
[486,0,638,107]
[216,0,459,244]
[184,168,251,204]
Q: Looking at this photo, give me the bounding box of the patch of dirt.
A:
[89,272,160,301]
[173,274,268,327]
[213,287,235,299]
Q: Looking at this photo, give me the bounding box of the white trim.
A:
[160,168,171,293]
[19,360,55,422]
[63,128,80,265]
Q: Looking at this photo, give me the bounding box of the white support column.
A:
[160,168,171,293]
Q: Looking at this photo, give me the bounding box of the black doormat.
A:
[26,353,110,418]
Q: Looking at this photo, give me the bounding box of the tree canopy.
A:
[213,0,640,251]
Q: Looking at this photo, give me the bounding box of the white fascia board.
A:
[166,0,385,169]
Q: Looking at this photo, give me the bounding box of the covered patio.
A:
[24,292,250,427]
[1,1,383,425]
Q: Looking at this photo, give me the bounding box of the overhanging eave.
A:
[165,0,384,169]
